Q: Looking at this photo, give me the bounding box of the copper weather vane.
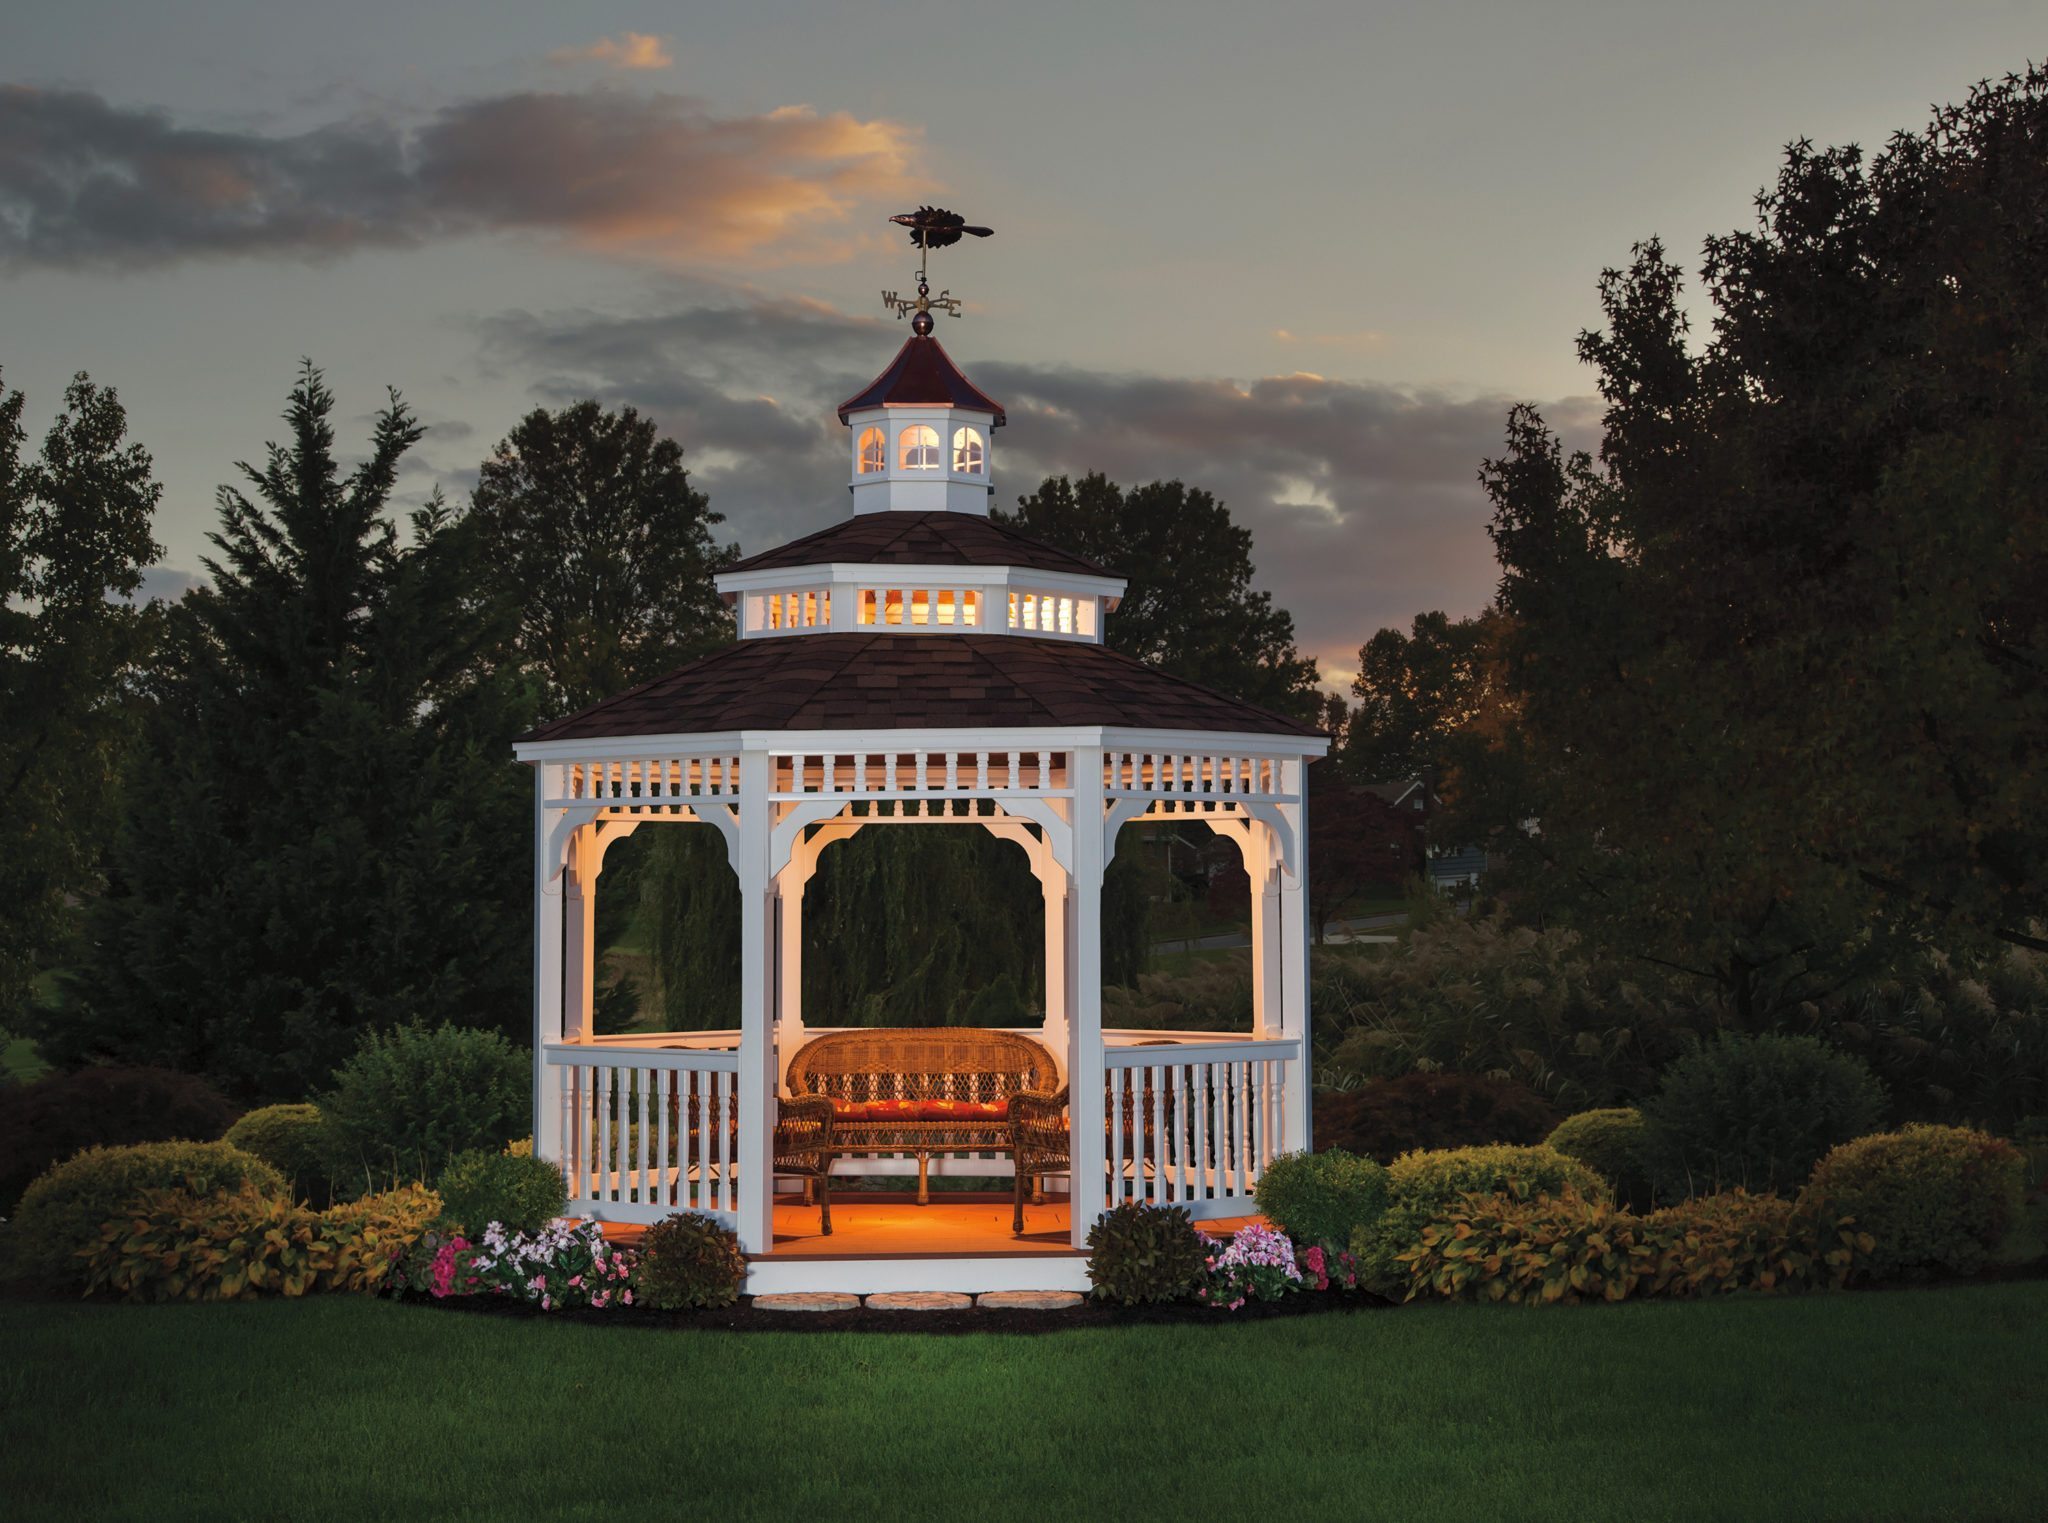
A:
[882,206,993,335]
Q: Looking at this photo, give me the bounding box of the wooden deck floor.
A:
[602,1192,1261,1260]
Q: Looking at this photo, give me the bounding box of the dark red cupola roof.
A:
[837,336,1006,426]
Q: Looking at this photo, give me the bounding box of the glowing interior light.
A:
[857,427,886,474]
[952,426,984,474]
[911,589,930,626]
[936,590,955,626]
[859,589,877,626]
[900,425,940,470]
[885,588,904,625]
[963,591,979,627]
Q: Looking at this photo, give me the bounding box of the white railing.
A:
[1103,751,1297,803]
[1102,1038,1299,1220]
[771,749,1071,800]
[546,1043,741,1226]
[552,755,743,807]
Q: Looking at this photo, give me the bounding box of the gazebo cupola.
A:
[840,334,1005,516]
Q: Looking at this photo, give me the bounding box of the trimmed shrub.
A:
[320,1023,528,1197]
[1548,1108,1653,1208]
[1801,1124,2028,1280]
[1643,1033,1887,1195]
[1085,1202,1211,1304]
[1314,1072,1560,1161]
[637,1212,745,1310]
[222,1104,331,1205]
[1398,1187,1870,1304]
[1254,1149,1389,1247]
[433,1149,568,1237]
[12,1141,286,1287]
[1353,1143,1606,1292]
[0,1066,239,1212]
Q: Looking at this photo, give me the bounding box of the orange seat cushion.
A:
[919,1099,1009,1122]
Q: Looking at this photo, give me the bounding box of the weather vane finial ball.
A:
[881,206,992,330]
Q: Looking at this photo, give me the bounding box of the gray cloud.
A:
[475,298,1599,683]
[0,85,917,270]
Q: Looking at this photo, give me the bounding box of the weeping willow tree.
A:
[636,822,1151,1030]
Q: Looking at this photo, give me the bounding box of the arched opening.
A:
[899,424,941,469]
[856,426,886,474]
[951,426,984,475]
[1102,821,1257,1038]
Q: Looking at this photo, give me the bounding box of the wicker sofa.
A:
[784,1027,1060,1204]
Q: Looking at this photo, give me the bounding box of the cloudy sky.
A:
[4,2,2036,688]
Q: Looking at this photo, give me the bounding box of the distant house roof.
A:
[837,336,1006,425]
[1361,779,1427,809]
[722,512,1115,581]
[521,634,1324,742]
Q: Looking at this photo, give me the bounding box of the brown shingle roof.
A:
[837,336,1006,424]
[722,512,1116,580]
[521,634,1322,741]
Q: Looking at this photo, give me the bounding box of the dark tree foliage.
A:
[1341,609,1508,786]
[1305,767,1419,941]
[53,365,534,1100]
[1481,68,2048,1018]
[469,401,735,715]
[998,473,1322,723]
[0,371,161,1027]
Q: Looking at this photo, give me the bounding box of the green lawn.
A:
[3,1283,2044,1522]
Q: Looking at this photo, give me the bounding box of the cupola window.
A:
[952,427,985,475]
[857,427,886,474]
[899,425,941,470]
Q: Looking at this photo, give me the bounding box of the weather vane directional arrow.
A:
[882,206,994,335]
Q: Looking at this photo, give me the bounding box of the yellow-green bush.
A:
[82,1181,443,1301]
[317,1183,443,1292]
[1352,1143,1606,1291]
[1801,1124,2026,1280]
[85,1185,326,1301]
[1397,1188,1871,1304]
[12,1141,286,1287]
[222,1104,331,1204]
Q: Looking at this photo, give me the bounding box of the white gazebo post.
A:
[1067,746,1108,1249]
[1039,862,1069,1067]
[1277,759,1312,1147]
[532,764,568,1160]
[734,750,776,1252]
[1250,843,1283,1042]
[562,827,596,1046]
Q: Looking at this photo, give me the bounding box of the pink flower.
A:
[622,1290,633,1305]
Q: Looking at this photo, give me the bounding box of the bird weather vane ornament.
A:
[882,206,993,335]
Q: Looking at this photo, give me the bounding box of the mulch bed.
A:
[390,1285,1395,1335]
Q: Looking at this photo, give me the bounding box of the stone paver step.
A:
[864,1291,975,1311]
[754,1292,863,1312]
[975,1290,1084,1311]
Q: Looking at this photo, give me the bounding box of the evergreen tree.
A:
[0,370,162,1028]
[55,365,533,1099]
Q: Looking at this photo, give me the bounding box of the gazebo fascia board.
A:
[714,561,1129,600]
[513,725,1330,765]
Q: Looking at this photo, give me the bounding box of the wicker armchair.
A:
[773,1094,837,1236]
[1010,1085,1070,1235]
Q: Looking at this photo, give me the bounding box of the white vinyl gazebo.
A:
[514,310,1326,1294]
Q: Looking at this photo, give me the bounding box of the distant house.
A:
[1362,777,1490,893]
